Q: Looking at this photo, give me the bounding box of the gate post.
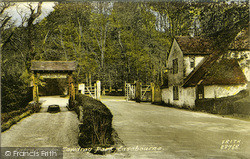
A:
[78,83,85,94]
[94,83,97,99]
[82,83,85,95]
[68,74,75,100]
[32,72,39,103]
[68,73,75,109]
[96,80,101,101]
[124,81,127,96]
[135,81,142,103]
[151,82,155,103]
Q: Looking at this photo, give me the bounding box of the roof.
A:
[183,56,247,87]
[31,61,77,72]
[201,59,247,85]
[175,36,214,55]
[229,27,249,51]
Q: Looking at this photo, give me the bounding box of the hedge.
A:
[73,94,114,148]
[1,102,41,132]
[195,90,249,115]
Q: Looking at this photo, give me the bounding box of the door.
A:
[196,85,204,99]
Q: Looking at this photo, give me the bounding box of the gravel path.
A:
[1,96,79,148]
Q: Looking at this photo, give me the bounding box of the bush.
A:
[195,90,249,115]
[73,94,113,148]
[1,102,41,132]
[1,74,33,113]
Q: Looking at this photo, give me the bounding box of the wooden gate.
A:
[141,84,152,102]
[125,82,155,102]
[125,82,136,101]
[78,81,101,100]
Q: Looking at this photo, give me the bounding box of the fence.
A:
[125,81,162,103]
[78,81,101,101]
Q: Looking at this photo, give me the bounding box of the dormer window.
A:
[190,56,195,68]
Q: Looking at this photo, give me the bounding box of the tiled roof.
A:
[31,61,77,71]
[201,59,247,85]
[175,36,214,55]
[183,55,247,87]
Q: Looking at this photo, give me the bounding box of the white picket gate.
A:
[125,83,136,101]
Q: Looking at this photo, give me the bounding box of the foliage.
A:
[1,2,249,112]
[195,90,249,115]
[1,102,41,132]
[74,94,113,148]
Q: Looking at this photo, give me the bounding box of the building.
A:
[162,36,247,108]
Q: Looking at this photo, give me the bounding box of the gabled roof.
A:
[182,53,219,87]
[229,27,249,51]
[31,61,77,72]
[175,36,214,55]
[183,54,247,87]
[201,59,247,85]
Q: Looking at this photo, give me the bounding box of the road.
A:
[1,96,250,159]
[1,96,79,148]
[101,96,250,159]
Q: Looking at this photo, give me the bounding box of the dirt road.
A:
[0,96,126,159]
[102,97,250,159]
[1,96,250,159]
[1,96,79,148]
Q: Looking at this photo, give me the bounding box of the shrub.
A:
[73,94,113,148]
[1,102,41,132]
[195,90,249,115]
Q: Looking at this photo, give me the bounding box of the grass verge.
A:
[1,102,41,132]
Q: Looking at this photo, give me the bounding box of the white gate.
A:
[78,81,101,100]
[125,83,136,101]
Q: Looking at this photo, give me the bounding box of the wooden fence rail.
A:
[78,81,101,101]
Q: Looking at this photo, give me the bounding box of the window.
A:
[190,57,195,68]
[173,58,178,74]
[173,86,179,100]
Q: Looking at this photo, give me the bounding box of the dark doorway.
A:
[196,85,204,99]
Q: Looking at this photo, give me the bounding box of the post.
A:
[68,74,75,99]
[68,73,75,109]
[125,82,128,102]
[83,83,85,95]
[135,81,141,103]
[124,81,127,96]
[32,72,39,103]
[89,73,91,88]
[96,80,101,101]
[94,83,97,99]
[78,83,85,94]
[151,82,155,103]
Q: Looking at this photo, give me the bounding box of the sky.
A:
[2,2,57,27]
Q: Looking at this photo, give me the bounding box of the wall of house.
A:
[204,84,247,98]
[183,56,205,77]
[162,86,196,108]
[167,39,184,86]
